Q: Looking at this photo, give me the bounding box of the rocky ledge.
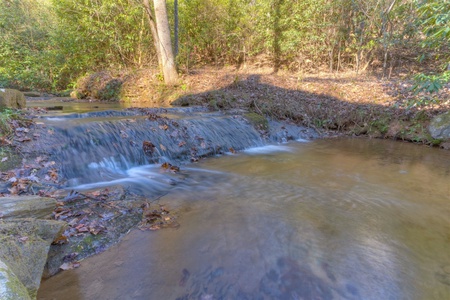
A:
[0,196,65,300]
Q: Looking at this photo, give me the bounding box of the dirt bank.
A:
[74,66,450,147]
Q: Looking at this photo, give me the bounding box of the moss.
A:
[0,260,31,300]
[208,99,218,110]
[0,147,22,172]
[74,234,111,257]
[244,112,269,131]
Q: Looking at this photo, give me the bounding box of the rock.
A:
[441,142,450,150]
[0,196,57,219]
[268,119,318,143]
[0,218,66,299]
[0,89,26,109]
[429,111,450,140]
[0,260,31,300]
[22,92,42,98]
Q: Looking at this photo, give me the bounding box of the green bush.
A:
[412,71,450,94]
[0,0,447,93]
[0,109,17,138]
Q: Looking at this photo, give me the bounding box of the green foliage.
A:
[370,118,390,135]
[412,0,450,94]
[417,0,450,46]
[0,0,154,91]
[0,0,57,90]
[51,0,154,87]
[412,71,450,94]
[0,109,18,138]
[97,79,123,101]
[176,0,422,72]
[0,0,447,92]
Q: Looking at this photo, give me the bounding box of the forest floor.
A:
[115,65,450,148]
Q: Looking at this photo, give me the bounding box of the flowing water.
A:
[37,138,450,300]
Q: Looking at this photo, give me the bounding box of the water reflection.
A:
[38,139,450,299]
[27,99,164,114]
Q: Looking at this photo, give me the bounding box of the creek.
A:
[30,105,450,300]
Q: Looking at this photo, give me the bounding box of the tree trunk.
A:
[143,0,163,68]
[153,0,178,85]
[174,0,179,57]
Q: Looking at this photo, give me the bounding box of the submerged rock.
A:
[0,89,26,109]
[429,111,450,140]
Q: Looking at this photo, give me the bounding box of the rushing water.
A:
[37,138,450,300]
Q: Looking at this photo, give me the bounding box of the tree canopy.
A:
[0,0,448,91]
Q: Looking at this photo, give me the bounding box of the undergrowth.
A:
[0,108,17,138]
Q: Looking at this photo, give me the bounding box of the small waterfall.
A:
[31,108,267,185]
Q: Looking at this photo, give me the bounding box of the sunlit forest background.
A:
[0,0,449,91]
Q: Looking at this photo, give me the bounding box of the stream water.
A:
[37,138,450,300]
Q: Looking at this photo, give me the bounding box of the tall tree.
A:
[143,0,178,85]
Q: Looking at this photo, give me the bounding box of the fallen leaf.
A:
[89,225,106,235]
[52,235,69,245]
[18,236,29,242]
[1,157,7,162]
[8,186,18,195]
[67,218,79,227]
[62,252,79,262]
[143,141,156,155]
[170,130,179,138]
[43,161,55,167]
[16,137,31,142]
[35,156,45,163]
[160,144,167,151]
[48,169,58,182]
[170,165,180,173]
[120,130,128,138]
[147,113,160,121]
[60,261,80,270]
[76,227,89,233]
[148,225,160,230]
